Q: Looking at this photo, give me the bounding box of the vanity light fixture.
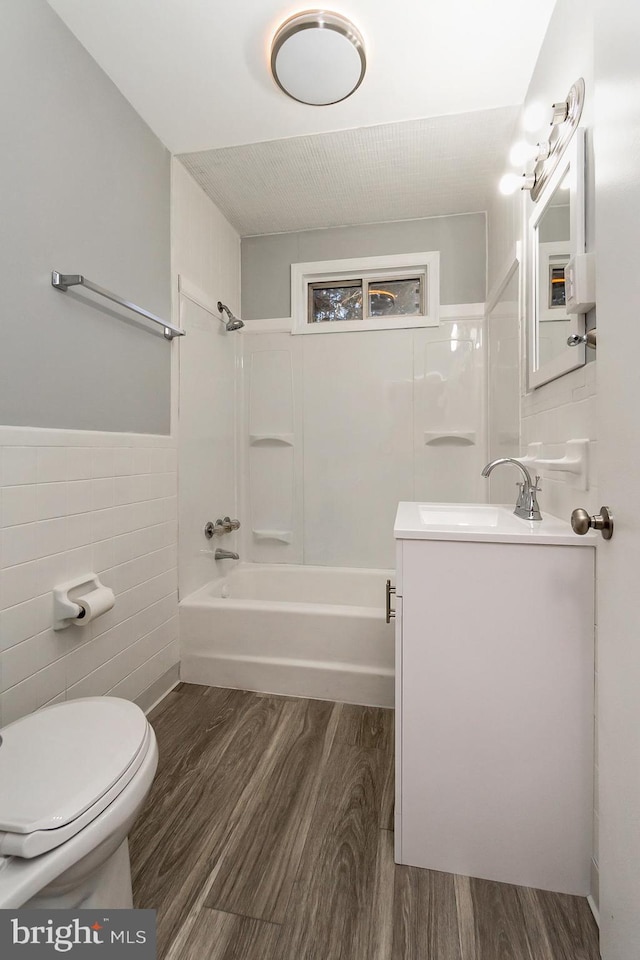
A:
[498,79,585,202]
[551,99,570,125]
[270,10,366,105]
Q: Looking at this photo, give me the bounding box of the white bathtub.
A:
[179,563,395,707]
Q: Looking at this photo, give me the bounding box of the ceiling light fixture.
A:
[270,10,366,106]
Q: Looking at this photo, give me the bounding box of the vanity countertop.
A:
[394,502,598,546]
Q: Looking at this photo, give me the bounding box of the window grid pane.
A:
[367,277,422,317]
[309,280,363,323]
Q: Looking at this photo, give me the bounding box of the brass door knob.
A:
[571,506,614,540]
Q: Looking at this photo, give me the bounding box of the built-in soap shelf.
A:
[424,431,476,446]
[519,439,590,490]
[249,434,294,446]
[517,442,543,468]
[252,529,293,544]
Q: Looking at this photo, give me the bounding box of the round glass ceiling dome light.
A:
[270,10,366,105]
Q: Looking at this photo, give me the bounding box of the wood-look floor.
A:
[129,683,600,960]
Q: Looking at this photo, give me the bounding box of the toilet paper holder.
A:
[53,573,115,631]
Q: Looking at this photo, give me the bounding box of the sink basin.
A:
[418,504,500,527]
[394,501,597,546]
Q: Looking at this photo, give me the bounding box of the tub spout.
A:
[215,549,239,561]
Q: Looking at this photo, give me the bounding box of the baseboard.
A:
[136,663,181,715]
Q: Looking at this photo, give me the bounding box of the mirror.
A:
[527,129,586,389]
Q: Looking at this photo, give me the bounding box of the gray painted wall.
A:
[0,0,171,433]
[241,213,486,320]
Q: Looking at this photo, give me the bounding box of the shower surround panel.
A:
[241,310,485,569]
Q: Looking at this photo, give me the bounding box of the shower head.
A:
[217,301,244,331]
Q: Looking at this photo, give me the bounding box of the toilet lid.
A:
[0,698,149,835]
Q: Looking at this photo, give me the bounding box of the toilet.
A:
[0,696,158,909]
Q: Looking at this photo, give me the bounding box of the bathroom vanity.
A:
[393,502,596,895]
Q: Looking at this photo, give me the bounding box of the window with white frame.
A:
[291,252,440,334]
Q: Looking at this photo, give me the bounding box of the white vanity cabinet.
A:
[393,502,596,895]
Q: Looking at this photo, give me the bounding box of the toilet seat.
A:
[0,698,152,859]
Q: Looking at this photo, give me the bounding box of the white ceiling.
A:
[179,107,520,236]
[47,0,555,154]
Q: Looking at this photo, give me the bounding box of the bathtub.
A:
[179,563,394,707]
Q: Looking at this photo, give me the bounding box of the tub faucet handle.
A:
[205,518,240,538]
[204,519,227,539]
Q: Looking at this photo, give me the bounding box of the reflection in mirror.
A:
[536,175,571,367]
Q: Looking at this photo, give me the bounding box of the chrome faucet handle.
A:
[204,520,225,539]
[524,476,543,521]
[222,516,241,533]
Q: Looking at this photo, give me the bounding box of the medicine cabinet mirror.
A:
[527,129,586,389]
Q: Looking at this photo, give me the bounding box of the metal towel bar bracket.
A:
[51,271,185,341]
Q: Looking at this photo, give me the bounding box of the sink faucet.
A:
[481,458,542,521]
[215,549,239,560]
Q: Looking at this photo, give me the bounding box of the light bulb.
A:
[509,140,536,166]
[499,172,536,196]
[523,101,547,133]
[510,140,552,166]
[499,173,523,196]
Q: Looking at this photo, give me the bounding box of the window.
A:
[291,252,440,334]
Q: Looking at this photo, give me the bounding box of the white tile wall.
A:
[0,430,178,727]
[520,361,598,521]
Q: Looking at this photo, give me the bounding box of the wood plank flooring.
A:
[129,684,600,960]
